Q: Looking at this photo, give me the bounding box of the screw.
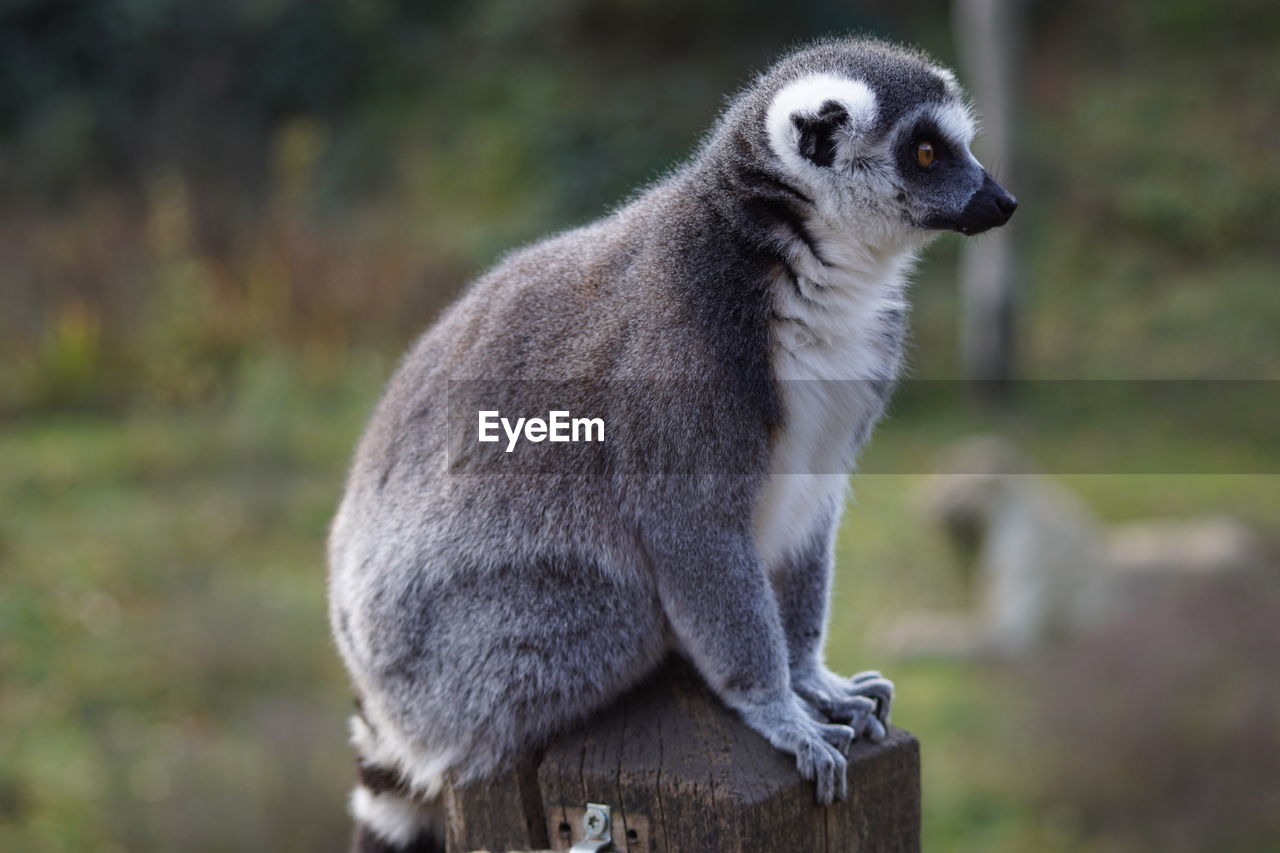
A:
[584,806,607,835]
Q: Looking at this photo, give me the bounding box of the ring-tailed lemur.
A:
[329,37,1015,852]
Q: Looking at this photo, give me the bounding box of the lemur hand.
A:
[794,668,894,741]
[739,694,855,805]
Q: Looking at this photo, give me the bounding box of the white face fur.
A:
[764,70,989,255]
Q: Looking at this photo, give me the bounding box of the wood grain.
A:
[447,657,920,853]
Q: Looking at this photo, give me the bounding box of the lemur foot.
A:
[739,696,854,805]
[794,668,894,741]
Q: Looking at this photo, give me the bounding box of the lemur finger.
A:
[845,675,894,700]
[865,715,887,742]
[794,731,848,805]
[851,670,882,683]
[819,722,855,754]
[825,739,850,803]
[826,693,875,721]
[845,676,894,722]
[815,741,848,805]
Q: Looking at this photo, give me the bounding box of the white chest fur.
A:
[753,250,909,571]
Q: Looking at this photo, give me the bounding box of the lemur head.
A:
[738,38,1017,252]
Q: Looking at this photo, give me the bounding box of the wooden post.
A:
[445,657,921,852]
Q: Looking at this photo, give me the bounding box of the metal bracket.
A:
[569,802,613,852]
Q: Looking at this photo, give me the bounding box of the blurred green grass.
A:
[0,355,385,851]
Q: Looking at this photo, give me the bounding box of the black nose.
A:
[955,172,1018,235]
[994,189,1018,218]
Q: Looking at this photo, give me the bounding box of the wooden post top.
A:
[446,657,921,853]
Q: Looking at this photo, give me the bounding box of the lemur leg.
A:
[648,519,856,805]
[773,518,894,738]
[336,545,672,851]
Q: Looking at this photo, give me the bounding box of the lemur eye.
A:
[915,141,936,169]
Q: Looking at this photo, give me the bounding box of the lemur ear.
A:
[766,76,876,175]
[792,100,848,168]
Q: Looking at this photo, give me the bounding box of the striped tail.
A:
[349,754,445,853]
[348,700,446,853]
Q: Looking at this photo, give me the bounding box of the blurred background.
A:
[1,1,1278,851]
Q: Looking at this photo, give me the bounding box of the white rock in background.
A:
[884,435,1277,661]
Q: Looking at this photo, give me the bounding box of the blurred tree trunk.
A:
[952,0,1024,403]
